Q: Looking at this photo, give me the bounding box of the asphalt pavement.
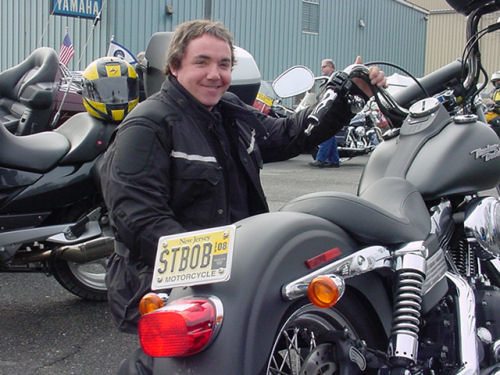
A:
[0,153,368,375]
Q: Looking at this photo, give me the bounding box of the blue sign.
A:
[51,0,102,19]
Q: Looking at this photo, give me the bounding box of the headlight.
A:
[464,197,500,257]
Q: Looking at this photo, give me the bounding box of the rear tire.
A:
[264,292,386,375]
[50,205,111,301]
[51,257,108,301]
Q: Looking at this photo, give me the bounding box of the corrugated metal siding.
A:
[408,0,499,78]
[425,11,466,74]
[0,0,205,71]
[212,0,426,80]
[1,0,426,81]
[479,11,500,81]
[0,0,112,71]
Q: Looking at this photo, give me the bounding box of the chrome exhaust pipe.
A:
[54,236,114,263]
[14,236,114,264]
[446,272,480,375]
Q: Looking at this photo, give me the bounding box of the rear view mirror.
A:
[272,66,314,98]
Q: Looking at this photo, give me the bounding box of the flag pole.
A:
[51,0,107,128]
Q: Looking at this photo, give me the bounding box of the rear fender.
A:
[154,211,392,374]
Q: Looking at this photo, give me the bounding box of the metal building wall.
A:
[0,0,112,71]
[0,0,208,72]
[212,0,427,80]
[1,0,427,81]
[410,0,499,77]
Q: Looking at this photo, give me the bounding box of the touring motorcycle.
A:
[0,105,116,301]
[137,1,500,374]
[335,104,385,158]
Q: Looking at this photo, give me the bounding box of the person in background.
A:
[309,58,341,168]
[99,19,386,375]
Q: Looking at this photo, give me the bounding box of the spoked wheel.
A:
[265,296,385,375]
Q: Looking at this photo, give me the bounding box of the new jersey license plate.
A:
[151,225,236,290]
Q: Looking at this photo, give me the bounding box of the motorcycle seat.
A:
[0,47,59,135]
[0,122,70,172]
[280,177,430,244]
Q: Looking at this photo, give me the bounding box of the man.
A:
[309,58,341,168]
[99,19,386,374]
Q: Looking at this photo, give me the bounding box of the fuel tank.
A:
[359,99,500,200]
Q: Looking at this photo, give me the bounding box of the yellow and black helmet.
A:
[82,57,139,122]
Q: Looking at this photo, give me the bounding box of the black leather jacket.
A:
[99,76,352,266]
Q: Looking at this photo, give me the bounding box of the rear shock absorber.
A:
[388,242,427,370]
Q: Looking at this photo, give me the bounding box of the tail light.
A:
[138,296,223,357]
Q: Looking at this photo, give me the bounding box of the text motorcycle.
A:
[138,1,500,374]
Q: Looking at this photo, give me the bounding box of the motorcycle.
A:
[335,102,385,158]
[0,104,116,301]
[293,74,385,160]
[136,1,500,374]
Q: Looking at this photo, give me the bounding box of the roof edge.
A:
[394,0,431,15]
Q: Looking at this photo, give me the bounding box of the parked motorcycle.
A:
[137,1,500,374]
[335,103,385,158]
[292,73,385,159]
[0,110,115,300]
[0,55,142,301]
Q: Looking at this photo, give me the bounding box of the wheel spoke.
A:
[265,304,362,375]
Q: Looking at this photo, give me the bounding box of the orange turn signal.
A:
[307,275,344,308]
[139,293,165,315]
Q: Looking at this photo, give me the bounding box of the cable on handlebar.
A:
[365,61,430,98]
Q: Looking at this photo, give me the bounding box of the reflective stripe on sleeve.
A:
[170,150,218,163]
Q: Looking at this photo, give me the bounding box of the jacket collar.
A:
[161,75,219,124]
[160,76,268,140]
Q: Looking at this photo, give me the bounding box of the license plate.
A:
[151,225,236,290]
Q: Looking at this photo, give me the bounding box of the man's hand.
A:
[351,56,386,98]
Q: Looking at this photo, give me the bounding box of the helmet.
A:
[82,57,139,122]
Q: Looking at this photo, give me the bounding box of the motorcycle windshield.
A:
[83,77,137,104]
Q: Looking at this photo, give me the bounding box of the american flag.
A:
[59,32,75,66]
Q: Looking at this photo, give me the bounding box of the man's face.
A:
[321,62,334,76]
[170,34,232,110]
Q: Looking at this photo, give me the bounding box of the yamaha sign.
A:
[51,0,102,19]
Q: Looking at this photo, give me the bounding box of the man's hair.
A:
[165,20,235,75]
[321,59,335,71]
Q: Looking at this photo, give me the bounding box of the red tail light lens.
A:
[138,297,223,357]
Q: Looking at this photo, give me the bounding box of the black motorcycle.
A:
[0,111,116,301]
[137,1,500,374]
